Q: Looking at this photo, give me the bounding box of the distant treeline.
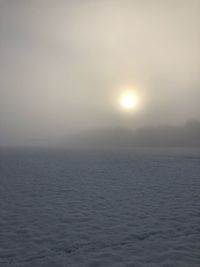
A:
[133,120,200,146]
[74,120,200,147]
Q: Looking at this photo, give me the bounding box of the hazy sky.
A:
[0,0,199,145]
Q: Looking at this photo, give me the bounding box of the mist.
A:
[0,0,200,146]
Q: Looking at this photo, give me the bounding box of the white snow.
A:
[0,148,200,266]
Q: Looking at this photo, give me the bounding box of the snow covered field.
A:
[0,148,200,267]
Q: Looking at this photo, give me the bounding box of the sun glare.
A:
[120,92,139,110]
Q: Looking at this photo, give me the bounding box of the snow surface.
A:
[0,148,200,267]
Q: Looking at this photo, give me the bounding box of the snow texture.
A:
[0,148,200,267]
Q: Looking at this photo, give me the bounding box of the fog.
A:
[0,0,200,146]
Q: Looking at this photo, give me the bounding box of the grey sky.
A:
[0,0,199,145]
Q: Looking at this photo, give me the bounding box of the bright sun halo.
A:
[120,92,139,110]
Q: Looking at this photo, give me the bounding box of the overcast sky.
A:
[0,0,199,145]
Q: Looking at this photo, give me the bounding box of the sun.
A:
[120,92,139,110]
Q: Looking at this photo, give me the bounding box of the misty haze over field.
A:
[0,2,200,267]
[71,120,200,147]
[0,0,200,146]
